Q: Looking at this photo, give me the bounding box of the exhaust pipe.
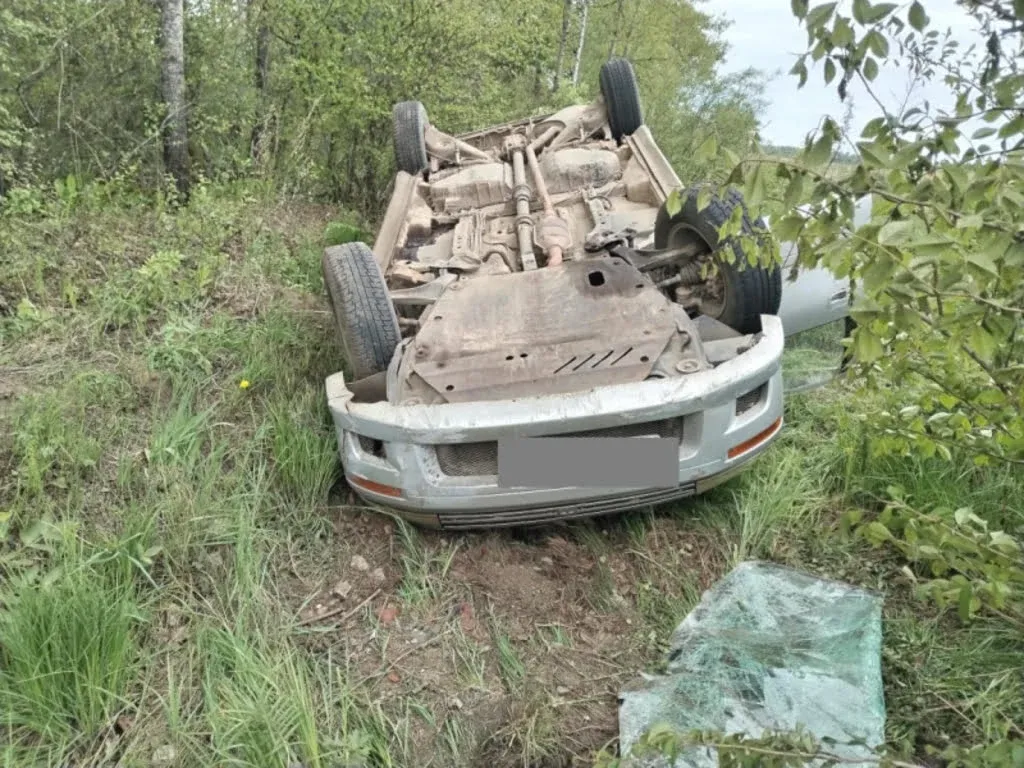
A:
[511,149,538,271]
[524,143,563,266]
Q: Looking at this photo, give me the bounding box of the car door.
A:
[770,196,872,391]
[775,196,871,338]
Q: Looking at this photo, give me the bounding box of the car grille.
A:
[436,483,698,529]
[736,384,766,415]
[435,442,499,477]
[434,418,684,477]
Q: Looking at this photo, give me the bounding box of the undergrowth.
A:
[0,181,1020,766]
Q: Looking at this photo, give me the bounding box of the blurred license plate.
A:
[497,436,679,489]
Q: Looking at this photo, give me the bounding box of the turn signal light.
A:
[728,418,783,460]
[349,475,403,498]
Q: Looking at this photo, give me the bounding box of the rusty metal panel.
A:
[410,257,676,402]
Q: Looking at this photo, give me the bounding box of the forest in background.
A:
[0,0,765,216]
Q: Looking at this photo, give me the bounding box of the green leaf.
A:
[747,161,767,208]
[665,189,682,217]
[967,250,999,276]
[832,17,854,47]
[790,57,809,88]
[783,174,805,209]
[824,57,837,85]
[773,214,806,241]
[969,325,998,362]
[696,186,713,214]
[878,219,917,245]
[865,29,889,57]
[806,2,838,29]
[805,133,833,166]
[863,56,879,81]
[863,520,894,544]
[854,328,884,362]
[695,135,718,163]
[857,140,890,167]
[908,1,928,31]
[791,0,809,18]
[863,2,897,23]
[852,0,870,24]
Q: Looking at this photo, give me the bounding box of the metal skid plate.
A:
[410,256,677,403]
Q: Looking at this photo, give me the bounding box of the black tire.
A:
[840,315,857,372]
[600,58,644,140]
[322,242,401,380]
[654,187,781,335]
[393,101,429,175]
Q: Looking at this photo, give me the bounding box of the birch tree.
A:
[159,0,190,199]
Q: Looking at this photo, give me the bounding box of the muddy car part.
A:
[322,243,401,380]
[654,187,782,335]
[323,57,850,529]
[393,100,492,176]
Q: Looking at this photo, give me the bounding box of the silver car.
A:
[321,59,849,529]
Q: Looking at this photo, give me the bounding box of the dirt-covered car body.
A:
[321,60,841,529]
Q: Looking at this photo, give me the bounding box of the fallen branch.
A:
[296,588,381,628]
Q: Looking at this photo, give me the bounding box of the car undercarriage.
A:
[319,59,800,529]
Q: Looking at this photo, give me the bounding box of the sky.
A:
[708,0,986,146]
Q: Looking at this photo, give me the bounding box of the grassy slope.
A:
[0,185,1020,767]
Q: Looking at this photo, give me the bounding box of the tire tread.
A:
[322,243,401,379]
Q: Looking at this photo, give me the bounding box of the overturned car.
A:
[322,59,833,530]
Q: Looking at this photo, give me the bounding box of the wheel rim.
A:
[666,222,728,319]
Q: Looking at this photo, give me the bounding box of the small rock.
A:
[351,554,370,571]
[540,556,554,566]
[370,567,386,584]
[332,580,353,599]
[377,604,399,625]
[457,601,477,633]
[152,744,177,765]
[387,671,401,684]
[556,686,570,695]
[449,696,464,710]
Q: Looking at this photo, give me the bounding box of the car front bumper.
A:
[326,315,786,530]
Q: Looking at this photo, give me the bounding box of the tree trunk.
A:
[571,0,589,88]
[160,0,190,200]
[553,0,572,92]
[250,16,271,164]
[607,0,625,59]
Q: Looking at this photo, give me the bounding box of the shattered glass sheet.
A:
[619,561,885,767]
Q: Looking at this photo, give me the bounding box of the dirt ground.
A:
[284,491,729,766]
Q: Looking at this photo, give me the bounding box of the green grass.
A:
[1,181,1020,767]
[0,559,144,750]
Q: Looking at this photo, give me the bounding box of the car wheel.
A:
[322,242,401,380]
[654,186,782,335]
[840,315,857,372]
[393,101,429,175]
[599,58,644,141]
